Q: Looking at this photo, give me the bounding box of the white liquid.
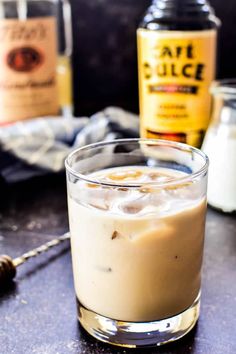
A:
[68,166,206,322]
[202,124,236,212]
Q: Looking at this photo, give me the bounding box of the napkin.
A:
[0,107,139,183]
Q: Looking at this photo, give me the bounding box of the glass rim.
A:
[65,138,209,188]
[211,79,236,97]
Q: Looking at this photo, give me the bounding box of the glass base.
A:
[77,294,200,348]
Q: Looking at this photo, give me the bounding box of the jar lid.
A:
[211,79,236,98]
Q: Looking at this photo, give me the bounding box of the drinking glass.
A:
[65,139,208,348]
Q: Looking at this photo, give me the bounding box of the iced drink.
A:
[66,139,208,347]
[68,166,206,322]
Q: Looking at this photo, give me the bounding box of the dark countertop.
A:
[0,175,236,354]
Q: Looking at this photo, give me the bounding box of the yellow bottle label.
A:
[137,29,217,135]
[0,17,59,125]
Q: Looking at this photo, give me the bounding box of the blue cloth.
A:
[0,107,139,183]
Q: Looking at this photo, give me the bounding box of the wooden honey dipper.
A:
[0,232,70,285]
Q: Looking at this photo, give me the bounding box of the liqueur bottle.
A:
[0,0,73,125]
[137,0,220,147]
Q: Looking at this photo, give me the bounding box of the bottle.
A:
[137,0,220,147]
[0,0,73,125]
[202,80,236,213]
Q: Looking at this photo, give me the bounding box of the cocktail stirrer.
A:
[0,232,70,286]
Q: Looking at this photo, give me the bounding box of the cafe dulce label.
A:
[138,29,217,136]
[0,17,59,125]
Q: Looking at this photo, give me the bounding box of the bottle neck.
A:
[141,0,220,31]
[153,0,214,17]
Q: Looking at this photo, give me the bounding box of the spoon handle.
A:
[0,232,70,285]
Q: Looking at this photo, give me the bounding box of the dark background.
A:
[70,0,236,116]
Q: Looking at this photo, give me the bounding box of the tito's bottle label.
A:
[137,29,217,143]
[0,17,59,125]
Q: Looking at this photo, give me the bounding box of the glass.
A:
[56,0,73,117]
[65,139,208,348]
[202,80,236,213]
[138,0,219,148]
[0,0,73,120]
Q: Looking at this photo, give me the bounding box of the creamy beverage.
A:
[68,166,206,322]
[202,124,236,212]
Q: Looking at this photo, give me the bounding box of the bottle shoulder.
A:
[139,19,219,31]
[140,0,220,31]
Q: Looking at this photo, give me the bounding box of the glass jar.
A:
[0,0,73,125]
[202,80,236,213]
